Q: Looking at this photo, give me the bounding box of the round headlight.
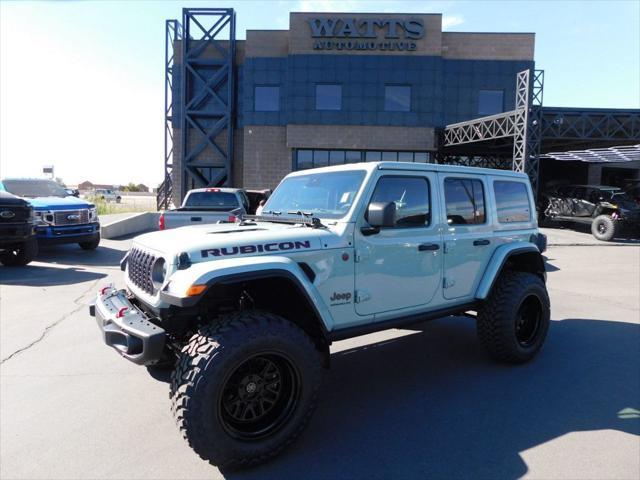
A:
[151,257,167,289]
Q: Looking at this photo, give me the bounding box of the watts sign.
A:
[308,18,425,52]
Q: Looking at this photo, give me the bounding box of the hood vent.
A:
[207,228,266,235]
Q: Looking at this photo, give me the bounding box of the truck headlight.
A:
[89,207,97,221]
[34,210,52,226]
[151,257,167,289]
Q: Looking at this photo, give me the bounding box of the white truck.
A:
[159,187,251,230]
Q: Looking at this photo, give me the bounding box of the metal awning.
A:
[541,144,640,162]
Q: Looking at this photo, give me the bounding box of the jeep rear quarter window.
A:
[368,176,430,227]
[493,181,531,223]
[444,178,486,225]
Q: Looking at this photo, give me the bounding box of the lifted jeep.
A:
[90,162,550,468]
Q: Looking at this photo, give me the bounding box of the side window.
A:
[444,178,486,225]
[369,176,430,227]
[493,181,531,223]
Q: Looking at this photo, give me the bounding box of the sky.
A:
[1,0,638,187]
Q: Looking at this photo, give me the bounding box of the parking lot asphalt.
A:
[1,229,638,479]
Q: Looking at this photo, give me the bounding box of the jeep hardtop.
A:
[90,162,550,468]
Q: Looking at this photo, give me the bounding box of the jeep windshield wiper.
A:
[244,211,324,228]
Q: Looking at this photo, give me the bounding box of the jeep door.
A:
[354,173,442,316]
[439,175,493,300]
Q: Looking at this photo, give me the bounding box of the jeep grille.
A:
[127,248,156,294]
[53,209,89,226]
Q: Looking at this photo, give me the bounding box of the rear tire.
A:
[591,214,618,241]
[477,270,550,363]
[79,234,100,250]
[0,238,38,266]
[170,311,322,468]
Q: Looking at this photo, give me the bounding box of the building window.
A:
[444,178,486,225]
[315,84,342,110]
[385,85,411,112]
[294,150,432,170]
[478,89,504,116]
[254,86,280,112]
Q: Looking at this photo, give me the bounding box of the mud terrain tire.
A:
[477,270,550,363]
[170,311,322,469]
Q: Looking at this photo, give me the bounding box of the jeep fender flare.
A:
[160,255,335,333]
[475,243,545,300]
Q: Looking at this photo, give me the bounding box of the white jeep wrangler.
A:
[90,162,549,468]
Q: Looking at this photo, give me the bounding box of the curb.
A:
[101,212,159,239]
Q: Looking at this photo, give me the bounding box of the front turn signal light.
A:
[186,284,207,297]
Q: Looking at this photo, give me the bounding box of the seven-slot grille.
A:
[127,247,157,294]
[53,209,89,226]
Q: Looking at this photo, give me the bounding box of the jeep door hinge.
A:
[354,247,371,263]
[355,290,371,303]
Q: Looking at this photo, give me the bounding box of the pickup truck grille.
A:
[0,206,30,223]
[127,248,156,294]
[53,209,89,226]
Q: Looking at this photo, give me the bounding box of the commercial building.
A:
[159,8,639,207]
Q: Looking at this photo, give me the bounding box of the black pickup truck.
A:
[0,191,38,266]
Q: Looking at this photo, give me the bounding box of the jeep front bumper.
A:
[89,286,165,365]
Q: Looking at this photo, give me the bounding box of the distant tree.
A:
[55,177,66,187]
[136,183,149,192]
[122,182,141,192]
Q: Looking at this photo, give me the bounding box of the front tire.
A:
[477,270,550,363]
[170,311,322,468]
[0,238,38,266]
[591,214,618,241]
[79,234,100,250]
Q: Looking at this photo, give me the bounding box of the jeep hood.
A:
[133,221,335,263]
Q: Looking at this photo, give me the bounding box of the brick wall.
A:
[442,33,535,61]
[242,126,290,189]
[286,125,435,150]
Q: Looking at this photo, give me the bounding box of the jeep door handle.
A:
[418,243,440,251]
[191,217,202,221]
[473,239,490,246]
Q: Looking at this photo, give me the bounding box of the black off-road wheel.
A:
[0,238,38,266]
[591,214,618,241]
[170,311,322,469]
[477,270,550,363]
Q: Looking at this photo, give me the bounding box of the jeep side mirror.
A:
[363,202,396,235]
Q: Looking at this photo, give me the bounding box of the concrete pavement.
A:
[1,233,638,479]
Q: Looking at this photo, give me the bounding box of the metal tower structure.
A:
[443,69,545,193]
[157,19,181,210]
[158,8,236,208]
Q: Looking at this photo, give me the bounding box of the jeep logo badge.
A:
[67,214,80,221]
[0,210,15,219]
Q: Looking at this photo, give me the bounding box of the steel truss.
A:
[180,8,236,200]
[158,19,181,210]
[443,69,544,192]
[540,108,640,142]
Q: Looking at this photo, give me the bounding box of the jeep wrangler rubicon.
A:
[90,162,549,468]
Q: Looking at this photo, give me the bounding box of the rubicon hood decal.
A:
[201,240,312,258]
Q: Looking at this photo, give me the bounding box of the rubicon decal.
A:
[201,240,312,258]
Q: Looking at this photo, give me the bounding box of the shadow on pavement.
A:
[36,244,127,268]
[227,317,639,479]
[0,264,106,286]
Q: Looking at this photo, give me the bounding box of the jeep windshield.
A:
[3,179,68,198]
[262,170,366,220]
